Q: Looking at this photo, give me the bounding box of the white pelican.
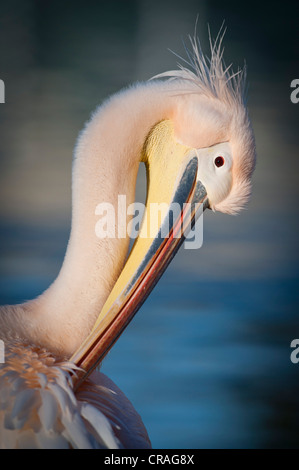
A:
[0,30,256,448]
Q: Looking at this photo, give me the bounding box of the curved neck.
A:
[26,82,177,356]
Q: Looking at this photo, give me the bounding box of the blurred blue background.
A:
[0,0,298,448]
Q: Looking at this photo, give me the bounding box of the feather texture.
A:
[0,341,150,449]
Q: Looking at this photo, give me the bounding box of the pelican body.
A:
[0,30,256,448]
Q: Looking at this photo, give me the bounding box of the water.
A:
[0,0,298,449]
[102,275,299,448]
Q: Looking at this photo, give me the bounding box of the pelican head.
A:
[0,28,256,448]
[154,32,256,215]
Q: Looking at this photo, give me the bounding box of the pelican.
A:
[0,29,256,448]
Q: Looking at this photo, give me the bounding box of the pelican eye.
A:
[214,156,225,168]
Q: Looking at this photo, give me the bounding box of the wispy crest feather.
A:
[153,23,247,108]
